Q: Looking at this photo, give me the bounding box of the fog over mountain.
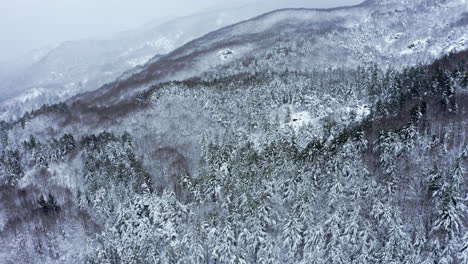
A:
[0,0,363,120]
[0,0,362,62]
[0,1,467,263]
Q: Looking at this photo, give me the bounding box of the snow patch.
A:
[288,111,314,129]
[385,33,403,44]
[218,49,234,61]
[0,211,5,231]
[355,104,371,120]
[444,34,467,52]
[10,87,45,103]
[342,104,371,122]
[127,55,153,67]
[401,38,429,55]
[143,38,175,53]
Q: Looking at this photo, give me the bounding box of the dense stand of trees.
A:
[0,50,467,263]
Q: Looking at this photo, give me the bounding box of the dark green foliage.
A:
[21,134,77,168]
[299,139,325,162]
[10,103,70,129]
[461,69,468,87]
[81,131,152,199]
[0,149,24,186]
[59,134,76,156]
[137,72,277,103]
[80,131,119,151]
[0,121,9,147]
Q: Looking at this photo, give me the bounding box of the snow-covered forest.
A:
[0,0,467,263]
[1,49,467,263]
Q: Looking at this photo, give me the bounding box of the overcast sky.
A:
[0,0,363,62]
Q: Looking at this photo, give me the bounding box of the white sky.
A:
[0,0,363,62]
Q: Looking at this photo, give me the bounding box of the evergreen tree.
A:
[0,149,24,186]
[282,215,303,263]
[459,231,468,264]
[429,161,467,263]
[0,120,8,147]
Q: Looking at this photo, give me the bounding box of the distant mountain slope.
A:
[71,0,467,111]
[0,3,314,120]
[0,45,57,94]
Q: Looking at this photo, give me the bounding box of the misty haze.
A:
[0,0,467,263]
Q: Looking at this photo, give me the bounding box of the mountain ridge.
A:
[1,2,313,120]
[67,0,467,112]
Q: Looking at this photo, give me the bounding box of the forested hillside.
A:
[0,45,467,263]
